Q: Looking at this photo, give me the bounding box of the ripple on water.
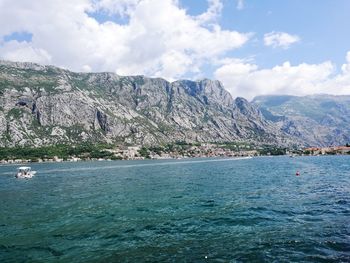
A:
[0,156,349,262]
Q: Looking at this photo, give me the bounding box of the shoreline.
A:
[0,155,254,166]
[1,153,350,167]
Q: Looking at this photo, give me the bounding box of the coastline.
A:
[1,152,349,167]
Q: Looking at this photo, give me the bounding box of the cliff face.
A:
[0,60,292,147]
[253,95,350,146]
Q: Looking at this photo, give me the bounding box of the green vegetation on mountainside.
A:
[0,143,116,161]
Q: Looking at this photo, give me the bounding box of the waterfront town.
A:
[0,142,349,165]
[303,146,350,155]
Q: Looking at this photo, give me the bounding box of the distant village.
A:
[0,143,259,164]
[302,146,350,156]
[1,143,349,165]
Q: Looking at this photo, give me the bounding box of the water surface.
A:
[0,156,349,262]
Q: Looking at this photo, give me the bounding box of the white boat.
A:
[15,166,36,179]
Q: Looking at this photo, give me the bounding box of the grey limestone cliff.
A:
[0,60,293,147]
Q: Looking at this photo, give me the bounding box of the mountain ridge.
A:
[253,94,350,146]
[0,60,295,147]
[1,60,348,148]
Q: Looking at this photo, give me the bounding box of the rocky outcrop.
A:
[0,60,296,147]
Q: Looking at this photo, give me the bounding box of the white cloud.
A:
[0,40,51,64]
[264,31,300,49]
[0,0,250,79]
[95,0,142,17]
[341,51,350,74]
[236,0,244,10]
[214,52,350,100]
[196,0,223,24]
[82,64,92,72]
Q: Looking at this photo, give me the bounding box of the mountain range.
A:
[253,95,350,146]
[0,60,348,147]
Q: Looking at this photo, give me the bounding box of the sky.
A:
[0,0,349,100]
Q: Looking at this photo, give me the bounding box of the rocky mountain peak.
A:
[173,79,233,107]
[234,97,260,116]
[0,60,298,147]
[0,60,54,72]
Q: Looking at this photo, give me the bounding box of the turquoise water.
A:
[0,156,349,262]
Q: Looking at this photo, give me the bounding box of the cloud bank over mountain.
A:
[215,52,350,100]
[0,0,349,99]
[0,0,249,80]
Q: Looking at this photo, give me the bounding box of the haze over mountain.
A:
[253,95,350,146]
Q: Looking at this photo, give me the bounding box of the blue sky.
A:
[181,0,350,70]
[0,0,349,99]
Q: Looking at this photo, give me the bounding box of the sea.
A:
[0,155,349,262]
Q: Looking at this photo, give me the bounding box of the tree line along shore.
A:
[0,142,349,164]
